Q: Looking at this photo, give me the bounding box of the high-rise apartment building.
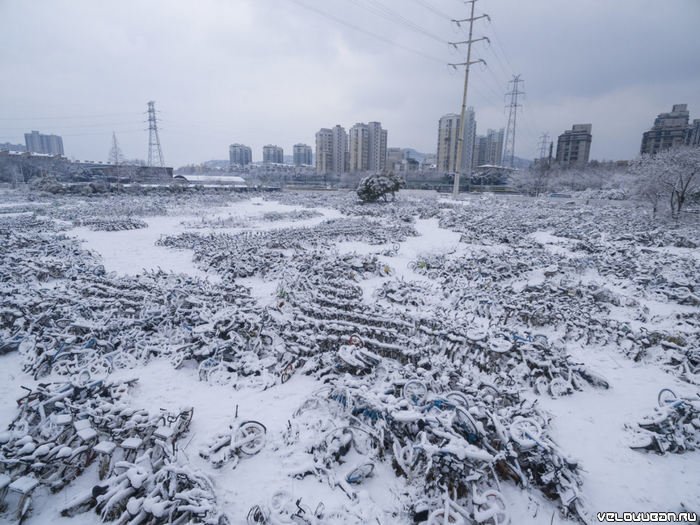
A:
[0,142,25,152]
[315,129,333,174]
[331,125,348,174]
[688,119,700,148]
[349,123,369,172]
[348,122,388,172]
[437,110,476,174]
[229,143,252,166]
[293,144,312,166]
[474,128,504,167]
[262,144,284,164]
[367,121,388,172]
[640,104,699,155]
[555,124,592,166]
[315,125,348,174]
[24,130,64,156]
[387,148,403,170]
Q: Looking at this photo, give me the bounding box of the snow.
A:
[178,175,246,184]
[2,190,699,524]
[67,199,342,279]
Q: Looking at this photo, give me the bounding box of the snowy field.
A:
[0,189,698,525]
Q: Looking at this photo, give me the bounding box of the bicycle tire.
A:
[269,490,294,515]
[479,385,500,402]
[489,338,512,354]
[532,334,549,347]
[509,418,541,449]
[345,462,374,484]
[453,406,480,443]
[534,377,549,396]
[476,490,510,525]
[445,391,469,408]
[549,378,570,397]
[403,380,428,406]
[112,352,137,370]
[427,508,466,525]
[236,421,266,456]
[657,388,677,408]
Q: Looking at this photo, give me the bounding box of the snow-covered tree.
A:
[356,172,403,203]
[631,147,700,219]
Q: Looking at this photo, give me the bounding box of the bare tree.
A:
[632,147,700,220]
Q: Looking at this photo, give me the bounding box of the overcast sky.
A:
[1,0,699,166]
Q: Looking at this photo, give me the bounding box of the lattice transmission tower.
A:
[147,101,165,167]
[502,75,524,168]
[108,132,124,165]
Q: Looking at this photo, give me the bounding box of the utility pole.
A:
[503,74,524,168]
[147,101,165,167]
[449,0,488,198]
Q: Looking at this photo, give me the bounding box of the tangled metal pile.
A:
[628,388,700,455]
[1,189,699,523]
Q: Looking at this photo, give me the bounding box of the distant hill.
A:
[512,156,532,169]
[202,159,229,169]
[402,148,428,162]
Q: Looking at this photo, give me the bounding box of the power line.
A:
[290,0,446,64]
[353,0,446,44]
[0,112,143,121]
[408,0,453,20]
[0,120,146,131]
[488,20,516,74]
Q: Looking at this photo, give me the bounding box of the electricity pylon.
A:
[147,101,164,167]
[449,0,489,197]
[503,75,524,168]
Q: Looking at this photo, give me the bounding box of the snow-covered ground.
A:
[1,190,698,525]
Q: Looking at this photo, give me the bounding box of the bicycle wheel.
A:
[475,490,510,525]
[236,421,266,456]
[247,505,268,524]
[657,388,677,408]
[532,334,549,348]
[549,378,570,397]
[509,418,541,449]
[571,498,591,525]
[453,407,480,443]
[534,377,549,396]
[71,369,91,388]
[269,490,294,515]
[87,357,111,378]
[345,462,374,485]
[198,358,221,382]
[479,385,500,403]
[427,507,466,525]
[209,367,235,387]
[111,352,137,370]
[445,391,469,408]
[488,338,512,354]
[403,380,428,406]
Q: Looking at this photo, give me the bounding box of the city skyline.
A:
[1,0,698,166]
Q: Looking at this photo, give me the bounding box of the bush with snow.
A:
[356,172,403,203]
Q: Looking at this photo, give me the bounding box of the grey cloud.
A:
[1,0,699,165]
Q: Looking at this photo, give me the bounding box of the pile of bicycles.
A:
[272,362,591,524]
[629,388,700,455]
